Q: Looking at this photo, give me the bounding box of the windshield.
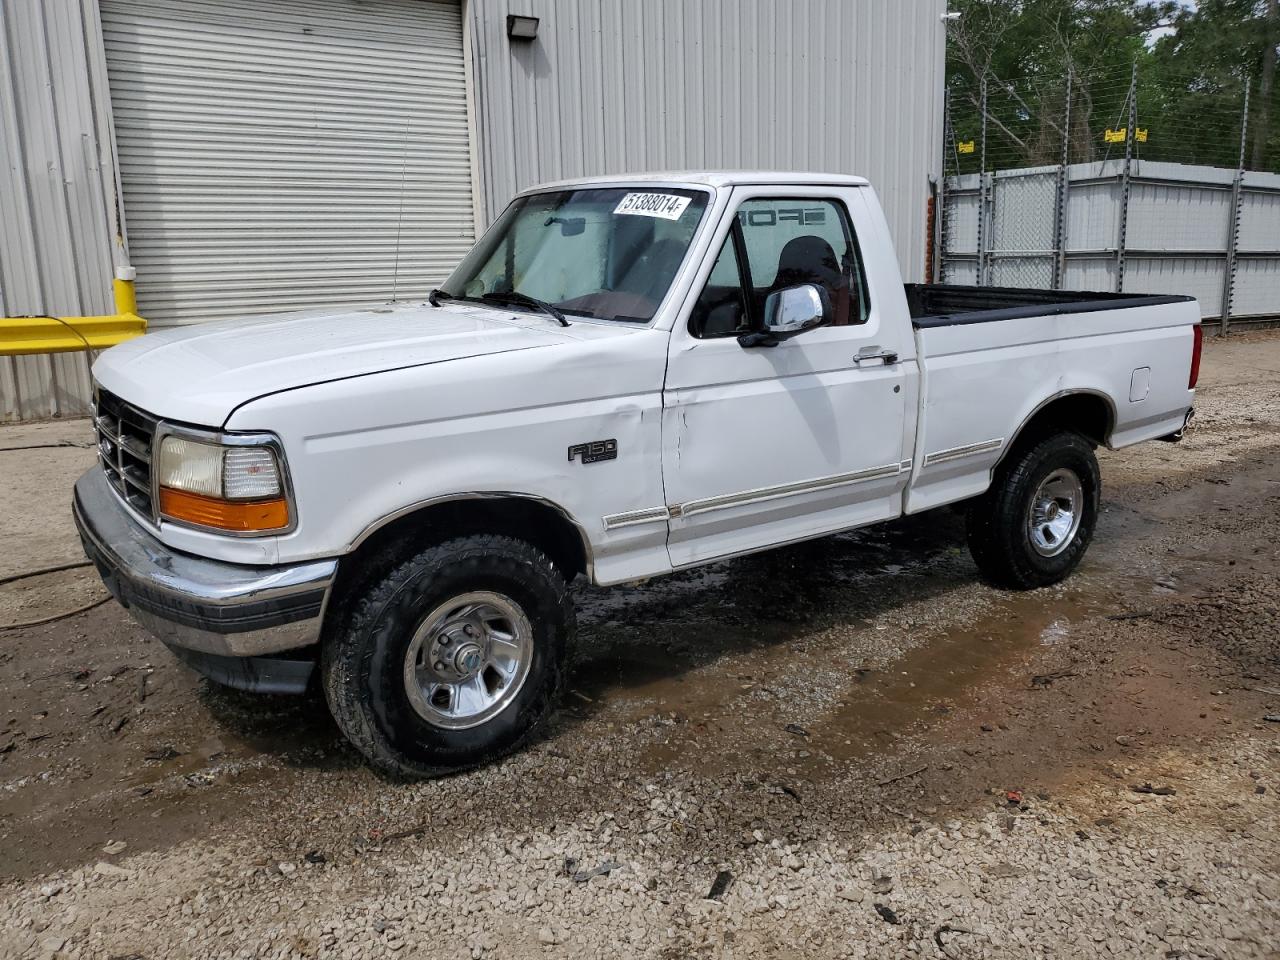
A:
[439,187,710,323]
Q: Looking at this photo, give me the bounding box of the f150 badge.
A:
[568,439,617,464]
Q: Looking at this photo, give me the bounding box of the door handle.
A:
[852,347,899,366]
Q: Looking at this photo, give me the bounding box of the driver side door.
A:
[661,187,913,567]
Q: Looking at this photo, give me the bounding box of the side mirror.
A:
[739,283,830,347]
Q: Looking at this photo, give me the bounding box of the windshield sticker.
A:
[613,193,692,220]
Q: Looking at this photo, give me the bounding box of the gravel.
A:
[3,733,1276,959]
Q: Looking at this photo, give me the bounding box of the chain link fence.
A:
[938,65,1280,332]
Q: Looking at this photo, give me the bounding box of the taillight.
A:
[1188,324,1203,389]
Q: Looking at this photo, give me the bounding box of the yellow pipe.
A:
[0,278,146,356]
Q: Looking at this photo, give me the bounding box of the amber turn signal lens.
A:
[159,487,289,533]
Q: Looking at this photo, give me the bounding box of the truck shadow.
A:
[565,506,974,703]
[194,680,357,772]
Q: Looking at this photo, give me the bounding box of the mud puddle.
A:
[809,588,1111,760]
[568,574,1130,778]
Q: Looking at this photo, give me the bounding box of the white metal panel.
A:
[1124,258,1222,318]
[0,0,116,421]
[1135,161,1237,188]
[940,259,979,285]
[1233,259,1280,318]
[942,173,980,266]
[101,0,475,326]
[1062,259,1116,293]
[1127,180,1230,252]
[1064,179,1121,253]
[1238,185,1280,252]
[943,192,980,256]
[468,0,946,283]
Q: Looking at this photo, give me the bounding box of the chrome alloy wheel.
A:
[403,591,533,730]
[1027,467,1084,558]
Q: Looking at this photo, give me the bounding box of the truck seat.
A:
[771,235,852,326]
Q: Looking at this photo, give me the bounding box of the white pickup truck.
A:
[76,172,1201,776]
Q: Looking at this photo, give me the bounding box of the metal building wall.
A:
[468,0,947,282]
[0,0,120,421]
[2,0,946,422]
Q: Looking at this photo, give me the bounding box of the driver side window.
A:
[689,197,868,339]
[688,236,750,338]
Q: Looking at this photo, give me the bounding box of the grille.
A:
[94,386,158,520]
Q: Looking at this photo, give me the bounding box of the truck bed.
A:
[902,281,1200,517]
[905,283,1195,328]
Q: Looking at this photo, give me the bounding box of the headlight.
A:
[157,435,290,533]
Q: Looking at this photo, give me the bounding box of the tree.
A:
[946,0,1172,170]
[946,0,1280,173]
[1146,0,1278,170]
[1258,0,1278,169]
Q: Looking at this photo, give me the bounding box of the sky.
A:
[1145,0,1196,47]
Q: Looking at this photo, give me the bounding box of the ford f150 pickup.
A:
[75,172,1201,776]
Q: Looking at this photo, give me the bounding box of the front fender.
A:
[224,338,673,584]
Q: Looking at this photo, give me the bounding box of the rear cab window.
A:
[689,197,869,339]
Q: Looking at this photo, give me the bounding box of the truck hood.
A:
[92,301,594,427]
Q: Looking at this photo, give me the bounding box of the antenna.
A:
[390,116,411,302]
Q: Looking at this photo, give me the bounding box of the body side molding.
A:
[922,438,1004,467]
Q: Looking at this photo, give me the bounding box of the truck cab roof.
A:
[519,170,872,194]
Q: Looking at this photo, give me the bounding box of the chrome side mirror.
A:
[740,284,831,347]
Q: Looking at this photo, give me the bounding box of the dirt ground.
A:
[1,330,1278,960]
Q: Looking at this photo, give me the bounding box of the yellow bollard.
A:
[0,273,146,356]
[113,277,139,316]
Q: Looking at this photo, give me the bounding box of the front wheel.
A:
[966,431,1100,590]
[322,535,573,778]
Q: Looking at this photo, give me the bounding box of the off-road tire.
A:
[966,431,1100,590]
[322,534,573,778]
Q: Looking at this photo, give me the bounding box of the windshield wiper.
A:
[479,291,570,327]
[427,288,454,307]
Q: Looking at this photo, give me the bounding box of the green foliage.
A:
[946,0,1279,173]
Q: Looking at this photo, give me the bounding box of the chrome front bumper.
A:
[73,468,337,660]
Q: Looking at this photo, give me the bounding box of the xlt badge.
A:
[568,439,617,464]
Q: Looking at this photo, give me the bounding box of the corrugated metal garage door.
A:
[100,0,475,326]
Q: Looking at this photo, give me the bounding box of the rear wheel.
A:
[966,431,1100,589]
[322,534,573,778]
